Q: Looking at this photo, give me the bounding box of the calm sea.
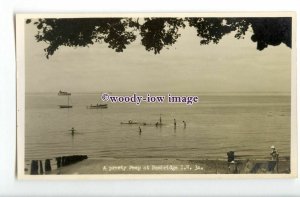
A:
[25,93,291,162]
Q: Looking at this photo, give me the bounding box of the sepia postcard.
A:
[16,13,297,179]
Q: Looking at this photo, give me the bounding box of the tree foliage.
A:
[26,17,292,58]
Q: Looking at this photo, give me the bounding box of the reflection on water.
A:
[25,93,291,161]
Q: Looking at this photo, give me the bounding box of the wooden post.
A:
[30,160,38,175]
[39,160,44,174]
[62,156,66,166]
[45,159,52,172]
[56,157,62,168]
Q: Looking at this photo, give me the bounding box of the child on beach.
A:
[270,145,279,161]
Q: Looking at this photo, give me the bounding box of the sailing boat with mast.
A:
[58,90,71,96]
[58,90,72,108]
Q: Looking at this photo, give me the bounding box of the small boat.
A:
[58,90,71,96]
[59,105,72,108]
[87,104,108,109]
[58,91,72,108]
[120,120,138,125]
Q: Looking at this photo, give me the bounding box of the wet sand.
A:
[51,158,290,174]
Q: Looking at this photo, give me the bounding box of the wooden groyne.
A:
[25,151,290,175]
[28,155,88,175]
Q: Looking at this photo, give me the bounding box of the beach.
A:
[49,158,290,174]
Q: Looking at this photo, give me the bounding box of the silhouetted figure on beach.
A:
[183,121,186,128]
[270,145,279,161]
[174,118,176,127]
[159,114,162,124]
[270,145,279,173]
[139,126,142,135]
[69,127,76,135]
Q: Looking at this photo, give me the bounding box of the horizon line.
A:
[25,91,292,94]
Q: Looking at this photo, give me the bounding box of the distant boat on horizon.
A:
[59,104,72,109]
[58,90,72,108]
[58,90,71,96]
[87,103,108,109]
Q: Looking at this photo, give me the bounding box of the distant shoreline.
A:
[25,92,292,96]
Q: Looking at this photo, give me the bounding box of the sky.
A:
[25,20,291,93]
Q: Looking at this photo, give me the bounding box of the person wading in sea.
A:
[159,114,162,125]
[69,127,76,135]
[139,126,142,135]
[183,121,186,128]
